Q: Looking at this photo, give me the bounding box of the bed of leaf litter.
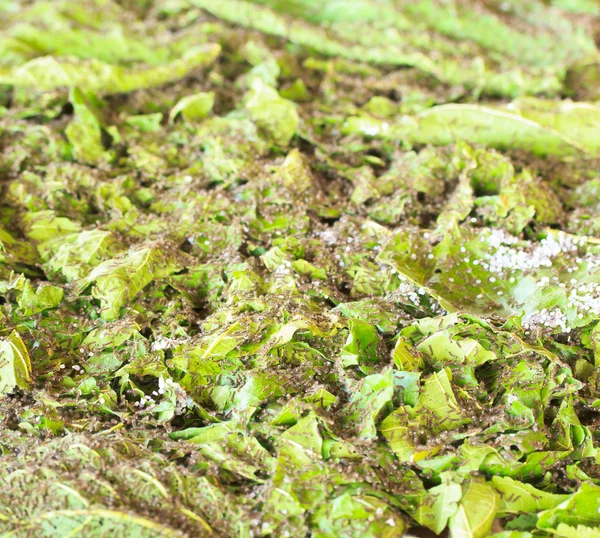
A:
[1,1,600,537]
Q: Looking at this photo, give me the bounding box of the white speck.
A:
[484,231,577,276]
[522,308,569,334]
[152,336,175,351]
[361,123,382,136]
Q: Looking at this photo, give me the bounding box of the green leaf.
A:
[380,405,419,462]
[415,368,468,433]
[125,113,163,133]
[169,92,215,123]
[417,330,496,366]
[82,320,141,351]
[392,371,420,407]
[66,87,109,166]
[509,98,600,154]
[0,331,32,394]
[173,421,277,481]
[42,230,117,281]
[339,319,379,369]
[348,105,587,157]
[552,524,600,538]
[379,224,600,331]
[0,44,221,93]
[245,79,299,146]
[411,472,463,533]
[342,371,393,439]
[22,210,81,244]
[293,259,327,280]
[493,476,569,516]
[311,493,406,538]
[16,280,63,315]
[490,531,533,538]
[537,483,600,532]
[25,507,183,537]
[280,148,313,192]
[412,105,587,157]
[448,480,500,538]
[274,413,328,508]
[76,247,180,320]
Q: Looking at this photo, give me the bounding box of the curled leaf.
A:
[0,331,32,394]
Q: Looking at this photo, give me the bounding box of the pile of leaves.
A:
[2,0,600,536]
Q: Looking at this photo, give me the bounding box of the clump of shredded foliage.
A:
[2,0,600,536]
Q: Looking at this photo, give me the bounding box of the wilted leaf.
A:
[16,280,63,315]
[492,476,568,515]
[411,473,463,533]
[169,92,215,123]
[343,371,393,439]
[76,247,180,320]
[415,368,468,433]
[537,483,600,532]
[245,79,299,145]
[66,87,110,166]
[0,44,221,93]
[2,1,600,536]
[448,480,499,538]
[0,331,32,394]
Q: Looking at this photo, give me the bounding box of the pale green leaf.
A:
[0,331,32,394]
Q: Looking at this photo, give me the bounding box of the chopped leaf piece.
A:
[66,87,110,166]
[0,44,221,93]
[169,92,215,123]
[0,331,32,394]
[76,247,180,320]
[245,80,299,145]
